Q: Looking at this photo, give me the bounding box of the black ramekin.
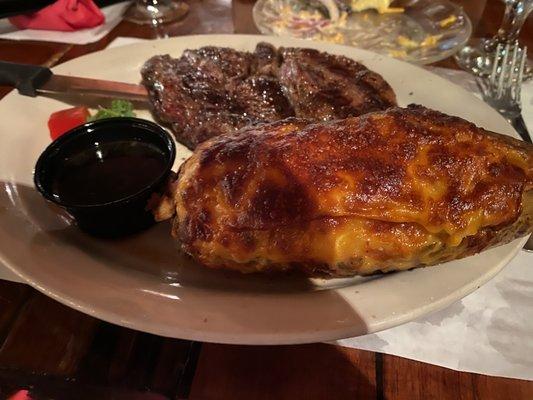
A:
[34,117,176,237]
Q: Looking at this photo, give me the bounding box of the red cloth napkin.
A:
[9,0,105,32]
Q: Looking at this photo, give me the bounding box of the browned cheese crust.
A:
[166,105,533,277]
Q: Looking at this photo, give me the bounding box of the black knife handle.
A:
[0,61,52,96]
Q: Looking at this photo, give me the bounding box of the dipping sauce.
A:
[35,117,175,236]
[51,140,167,205]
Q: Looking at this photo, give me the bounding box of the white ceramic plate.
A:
[0,35,526,344]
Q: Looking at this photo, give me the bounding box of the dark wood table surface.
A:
[0,1,532,399]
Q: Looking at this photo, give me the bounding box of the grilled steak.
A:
[278,47,397,120]
[142,43,397,149]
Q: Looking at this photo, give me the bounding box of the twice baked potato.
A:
[155,105,533,277]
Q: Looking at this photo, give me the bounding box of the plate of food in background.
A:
[0,35,530,344]
[253,0,472,64]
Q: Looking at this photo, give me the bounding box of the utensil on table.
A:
[477,43,531,142]
[455,0,532,80]
[476,43,533,251]
[0,61,148,102]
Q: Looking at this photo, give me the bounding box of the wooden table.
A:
[0,1,532,398]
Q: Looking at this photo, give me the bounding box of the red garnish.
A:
[48,106,90,140]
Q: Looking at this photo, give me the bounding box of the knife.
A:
[0,61,149,102]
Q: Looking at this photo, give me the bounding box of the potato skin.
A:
[170,106,533,277]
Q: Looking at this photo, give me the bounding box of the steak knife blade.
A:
[39,74,149,102]
[0,60,148,102]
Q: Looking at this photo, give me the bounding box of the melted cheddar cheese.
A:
[172,106,533,276]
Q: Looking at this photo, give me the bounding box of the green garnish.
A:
[88,100,136,121]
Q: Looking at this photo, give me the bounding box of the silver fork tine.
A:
[516,46,527,102]
[490,43,501,90]
[508,44,519,95]
[478,42,531,144]
[497,44,510,98]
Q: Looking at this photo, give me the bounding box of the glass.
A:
[455,0,533,80]
[124,0,189,25]
[253,0,472,65]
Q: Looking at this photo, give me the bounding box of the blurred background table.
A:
[0,1,532,399]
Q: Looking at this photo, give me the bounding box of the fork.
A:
[477,43,532,143]
[477,43,533,252]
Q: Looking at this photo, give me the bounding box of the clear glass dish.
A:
[253,0,472,64]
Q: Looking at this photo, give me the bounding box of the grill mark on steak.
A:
[141,42,397,149]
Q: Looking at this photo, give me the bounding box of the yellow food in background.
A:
[439,14,457,28]
[351,0,403,13]
[397,35,419,49]
[420,34,441,47]
[396,34,442,53]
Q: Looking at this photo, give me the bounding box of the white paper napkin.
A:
[0,1,130,44]
[337,251,533,381]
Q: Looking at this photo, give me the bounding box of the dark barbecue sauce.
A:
[52,140,167,205]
